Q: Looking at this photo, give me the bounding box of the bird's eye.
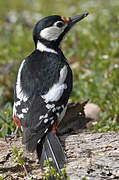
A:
[55,21,65,28]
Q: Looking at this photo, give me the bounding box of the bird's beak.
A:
[69,13,88,27]
[59,13,88,42]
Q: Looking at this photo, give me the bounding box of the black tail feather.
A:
[36,131,66,178]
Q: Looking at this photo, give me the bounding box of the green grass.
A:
[43,158,69,180]
[0,0,119,134]
[12,147,68,179]
[0,103,14,137]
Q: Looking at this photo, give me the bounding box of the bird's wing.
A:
[21,90,67,152]
[14,87,67,152]
[13,53,72,152]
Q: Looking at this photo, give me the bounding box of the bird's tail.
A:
[36,131,66,179]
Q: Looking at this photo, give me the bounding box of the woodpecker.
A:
[13,13,88,177]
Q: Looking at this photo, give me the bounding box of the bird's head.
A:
[33,13,88,51]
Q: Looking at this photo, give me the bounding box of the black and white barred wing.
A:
[13,59,71,152]
[21,91,66,152]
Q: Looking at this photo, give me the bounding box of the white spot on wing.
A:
[52,108,56,112]
[44,119,48,123]
[17,113,24,119]
[39,115,44,120]
[44,128,48,133]
[15,101,21,107]
[44,114,48,118]
[46,104,55,109]
[37,41,57,54]
[62,105,64,109]
[16,60,29,102]
[42,65,68,102]
[39,113,48,120]
[56,106,61,110]
[51,120,54,125]
[22,108,29,113]
[56,112,59,117]
[37,139,41,143]
[50,117,53,120]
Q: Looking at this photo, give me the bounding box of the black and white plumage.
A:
[13,13,88,177]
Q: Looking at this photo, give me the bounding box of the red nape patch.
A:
[13,116,21,130]
[61,16,69,23]
[52,122,57,134]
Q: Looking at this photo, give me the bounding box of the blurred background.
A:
[0,0,119,136]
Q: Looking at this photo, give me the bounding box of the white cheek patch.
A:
[40,24,67,41]
[41,65,67,102]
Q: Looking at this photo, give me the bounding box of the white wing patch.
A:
[16,60,29,102]
[42,65,67,102]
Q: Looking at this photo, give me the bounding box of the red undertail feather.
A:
[52,122,57,134]
[13,116,21,130]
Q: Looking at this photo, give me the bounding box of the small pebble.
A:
[84,103,101,120]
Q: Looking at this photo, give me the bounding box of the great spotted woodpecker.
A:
[13,13,88,177]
